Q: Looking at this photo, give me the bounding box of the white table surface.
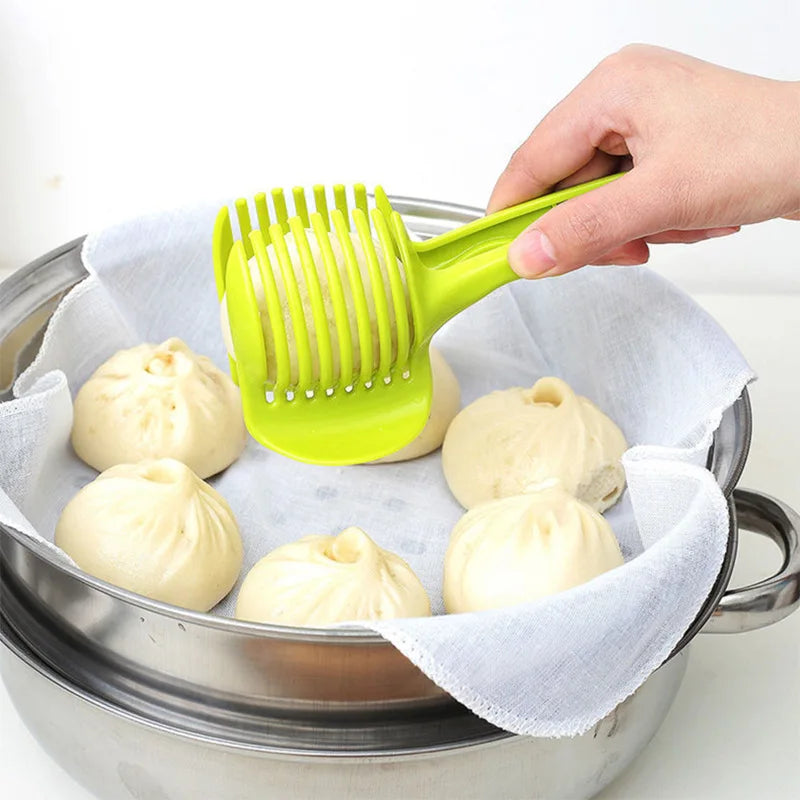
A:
[1,290,798,799]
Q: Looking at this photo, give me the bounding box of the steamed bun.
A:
[55,459,243,611]
[443,486,624,613]
[442,377,627,512]
[71,338,246,479]
[235,527,431,626]
[373,347,461,463]
[220,229,411,386]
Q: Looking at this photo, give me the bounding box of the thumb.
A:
[507,170,666,277]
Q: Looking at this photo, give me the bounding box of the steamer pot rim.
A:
[0,615,514,756]
[0,195,751,650]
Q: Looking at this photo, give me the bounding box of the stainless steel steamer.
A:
[1,196,799,800]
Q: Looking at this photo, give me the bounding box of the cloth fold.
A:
[0,203,753,736]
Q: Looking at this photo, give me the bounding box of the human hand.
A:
[488,45,800,278]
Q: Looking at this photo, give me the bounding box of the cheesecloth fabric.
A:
[0,202,754,736]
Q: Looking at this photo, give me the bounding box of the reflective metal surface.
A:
[1,196,799,799]
[0,565,497,750]
[0,197,757,716]
[704,488,800,633]
[1,535,451,719]
[0,236,86,397]
[3,488,798,800]
[1,617,689,799]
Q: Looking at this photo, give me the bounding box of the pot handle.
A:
[704,488,800,633]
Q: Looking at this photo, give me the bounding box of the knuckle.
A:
[610,43,661,68]
[505,144,551,190]
[562,201,609,252]
[590,46,660,110]
[598,45,639,75]
[616,43,652,60]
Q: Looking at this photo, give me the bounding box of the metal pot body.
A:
[0,198,751,722]
[1,196,799,800]
[1,620,688,800]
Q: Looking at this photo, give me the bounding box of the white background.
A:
[0,0,798,291]
[1,1,798,798]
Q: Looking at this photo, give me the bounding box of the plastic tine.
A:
[373,186,395,235]
[212,207,233,299]
[390,210,417,279]
[333,185,349,232]
[353,209,392,379]
[371,207,410,371]
[311,212,352,388]
[354,184,368,217]
[331,209,372,385]
[235,199,254,259]
[249,231,291,391]
[272,189,290,233]
[293,187,310,228]
[289,216,333,391]
[225,240,268,388]
[269,223,313,391]
[212,177,621,463]
[313,185,330,231]
[254,193,272,245]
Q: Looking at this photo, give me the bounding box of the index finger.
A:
[487,68,617,213]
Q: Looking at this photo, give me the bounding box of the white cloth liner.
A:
[0,202,754,737]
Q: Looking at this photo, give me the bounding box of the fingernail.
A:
[704,226,740,239]
[507,229,557,277]
[609,257,645,266]
[536,267,562,278]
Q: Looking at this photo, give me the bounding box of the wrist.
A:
[777,81,800,212]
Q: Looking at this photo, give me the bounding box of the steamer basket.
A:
[1,196,799,800]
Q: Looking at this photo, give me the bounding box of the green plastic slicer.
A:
[213,175,620,465]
